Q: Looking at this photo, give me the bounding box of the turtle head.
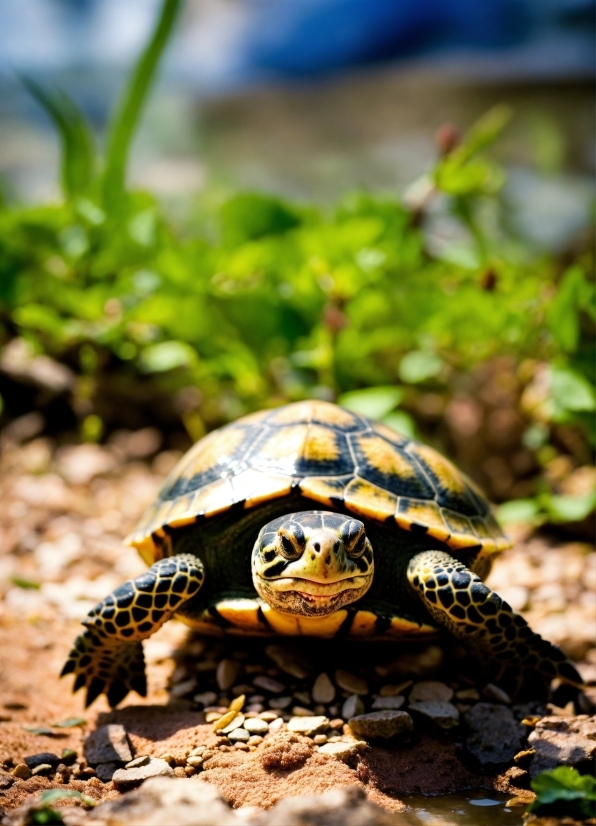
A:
[252,511,374,616]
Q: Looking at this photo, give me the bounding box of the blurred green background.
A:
[0,0,594,533]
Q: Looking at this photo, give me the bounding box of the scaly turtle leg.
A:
[407,550,583,696]
[61,554,204,707]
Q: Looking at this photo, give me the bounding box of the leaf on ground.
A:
[51,717,87,728]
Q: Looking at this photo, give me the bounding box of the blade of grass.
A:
[19,75,95,199]
[102,0,182,209]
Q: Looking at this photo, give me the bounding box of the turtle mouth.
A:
[262,575,369,596]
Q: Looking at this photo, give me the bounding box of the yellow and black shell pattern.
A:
[127,400,510,564]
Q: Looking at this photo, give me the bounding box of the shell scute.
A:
[350,432,434,499]
[266,400,364,432]
[343,477,398,520]
[250,424,353,477]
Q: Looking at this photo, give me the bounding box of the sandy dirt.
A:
[0,435,594,815]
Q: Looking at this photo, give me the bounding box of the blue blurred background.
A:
[0,0,594,231]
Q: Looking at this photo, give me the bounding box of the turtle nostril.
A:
[325,554,331,565]
[313,542,320,553]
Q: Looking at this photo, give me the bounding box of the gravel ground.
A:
[0,431,594,818]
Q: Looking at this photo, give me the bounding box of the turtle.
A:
[62,399,583,707]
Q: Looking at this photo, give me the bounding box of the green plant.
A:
[529,766,596,819]
[0,0,593,524]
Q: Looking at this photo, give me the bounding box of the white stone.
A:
[372,696,405,710]
[287,716,330,736]
[244,718,269,735]
[342,694,364,720]
[312,673,336,704]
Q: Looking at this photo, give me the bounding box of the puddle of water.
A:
[401,792,528,826]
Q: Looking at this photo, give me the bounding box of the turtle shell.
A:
[127,400,510,563]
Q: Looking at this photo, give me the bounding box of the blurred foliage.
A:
[0,0,594,526]
[529,766,596,819]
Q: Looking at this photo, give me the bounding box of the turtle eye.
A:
[278,532,301,560]
[343,521,367,557]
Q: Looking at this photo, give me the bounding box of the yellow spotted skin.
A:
[128,400,509,563]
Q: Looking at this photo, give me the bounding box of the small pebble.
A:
[269,718,285,733]
[24,752,61,770]
[113,757,175,790]
[216,659,239,692]
[189,746,205,757]
[329,718,345,730]
[244,718,269,735]
[313,734,328,745]
[11,764,31,780]
[292,706,315,717]
[259,710,280,721]
[265,645,312,679]
[318,740,368,761]
[184,766,196,776]
[193,691,217,707]
[380,681,412,697]
[169,678,197,699]
[482,683,511,704]
[348,710,413,740]
[125,756,150,769]
[409,701,460,729]
[205,711,224,723]
[312,673,336,704]
[245,704,265,714]
[186,755,204,768]
[173,767,187,778]
[158,753,176,765]
[233,742,250,751]
[31,764,54,776]
[232,685,253,697]
[342,694,365,719]
[248,695,265,704]
[269,696,292,710]
[287,716,330,736]
[409,681,454,704]
[335,670,368,695]
[247,736,264,747]
[372,696,405,711]
[95,762,119,783]
[328,705,340,718]
[456,688,480,701]
[294,691,311,705]
[252,675,285,694]
[228,728,250,742]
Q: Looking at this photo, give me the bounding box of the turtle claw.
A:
[62,629,147,708]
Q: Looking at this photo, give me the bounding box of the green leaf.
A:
[20,76,95,199]
[530,766,596,816]
[102,0,182,208]
[10,576,41,590]
[220,193,301,246]
[22,725,56,736]
[546,491,596,523]
[497,499,541,526]
[338,386,402,419]
[30,809,64,824]
[547,266,595,353]
[382,411,418,439]
[138,341,196,373]
[398,351,442,384]
[39,790,96,807]
[51,717,87,728]
[550,367,596,414]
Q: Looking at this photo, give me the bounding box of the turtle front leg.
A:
[407,550,583,697]
[61,554,205,708]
